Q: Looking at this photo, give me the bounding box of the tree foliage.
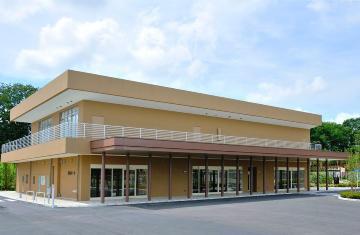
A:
[310,122,352,152]
[0,83,37,190]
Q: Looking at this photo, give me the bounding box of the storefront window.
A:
[275,168,305,190]
[192,166,242,194]
[90,165,147,198]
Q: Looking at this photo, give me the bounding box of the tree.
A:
[346,153,360,191]
[343,118,360,149]
[311,122,352,152]
[0,83,37,190]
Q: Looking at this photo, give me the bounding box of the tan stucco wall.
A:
[16,156,80,200]
[81,100,310,142]
[16,155,309,201]
[11,70,322,127]
[1,138,90,163]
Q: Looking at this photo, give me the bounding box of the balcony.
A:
[1,122,322,154]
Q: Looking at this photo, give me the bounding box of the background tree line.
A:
[0,83,37,190]
[0,83,359,190]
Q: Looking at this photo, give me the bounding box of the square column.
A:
[325,159,329,191]
[249,156,253,195]
[187,155,192,199]
[262,156,266,194]
[236,157,240,196]
[275,157,278,193]
[168,154,172,200]
[286,157,289,193]
[316,158,320,191]
[205,155,209,198]
[147,154,152,201]
[307,158,310,191]
[221,156,224,197]
[297,158,300,193]
[125,153,130,202]
[100,152,105,203]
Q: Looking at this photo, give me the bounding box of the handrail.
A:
[1,122,322,153]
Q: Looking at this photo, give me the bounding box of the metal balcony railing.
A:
[1,122,322,154]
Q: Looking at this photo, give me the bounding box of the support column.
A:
[187,155,192,199]
[236,157,240,196]
[221,156,224,197]
[262,156,266,194]
[100,152,105,204]
[125,153,130,202]
[307,158,310,191]
[77,156,80,201]
[286,157,289,193]
[147,154,152,201]
[297,157,300,193]
[29,161,32,191]
[275,157,278,193]
[325,159,329,191]
[316,158,320,191]
[249,156,253,195]
[205,155,209,198]
[168,154,172,200]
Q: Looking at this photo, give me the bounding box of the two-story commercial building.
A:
[1,70,348,202]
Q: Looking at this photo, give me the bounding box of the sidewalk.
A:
[0,188,351,208]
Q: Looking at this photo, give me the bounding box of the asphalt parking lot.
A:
[0,192,359,235]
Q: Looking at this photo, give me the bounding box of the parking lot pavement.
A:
[0,193,359,235]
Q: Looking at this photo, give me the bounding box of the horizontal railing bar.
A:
[1,122,320,153]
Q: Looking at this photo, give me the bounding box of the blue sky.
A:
[0,0,359,123]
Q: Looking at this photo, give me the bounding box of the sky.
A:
[0,0,359,123]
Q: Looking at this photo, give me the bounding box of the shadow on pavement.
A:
[127,193,328,210]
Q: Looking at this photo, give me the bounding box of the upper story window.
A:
[38,118,53,143]
[39,118,52,131]
[60,107,79,124]
[60,107,79,138]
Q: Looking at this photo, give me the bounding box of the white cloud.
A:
[307,0,330,13]
[246,76,327,104]
[328,112,360,124]
[0,0,53,23]
[14,2,220,81]
[15,17,122,77]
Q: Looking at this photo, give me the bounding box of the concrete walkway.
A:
[0,187,351,208]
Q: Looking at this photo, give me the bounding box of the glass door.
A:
[209,170,218,192]
[192,169,200,193]
[90,168,100,197]
[112,169,122,197]
[136,169,147,196]
[125,170,136,196]
[105,169,112,197]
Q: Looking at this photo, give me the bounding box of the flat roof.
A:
[11,70,322,129]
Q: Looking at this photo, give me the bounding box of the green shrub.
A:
[340,191,360,199]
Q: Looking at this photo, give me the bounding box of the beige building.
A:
[1,70,347,202]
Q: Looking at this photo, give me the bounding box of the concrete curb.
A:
[338,195,360,202]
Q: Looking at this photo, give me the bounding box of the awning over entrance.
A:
[90,137,348,160]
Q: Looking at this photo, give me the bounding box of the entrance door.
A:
[209,170,218,192]
[105,169,112,197]
[125,170,136,196]
[248,167,257,192]
[90,168,112,197]
[112,169,122,197]
[90,168,100,197]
